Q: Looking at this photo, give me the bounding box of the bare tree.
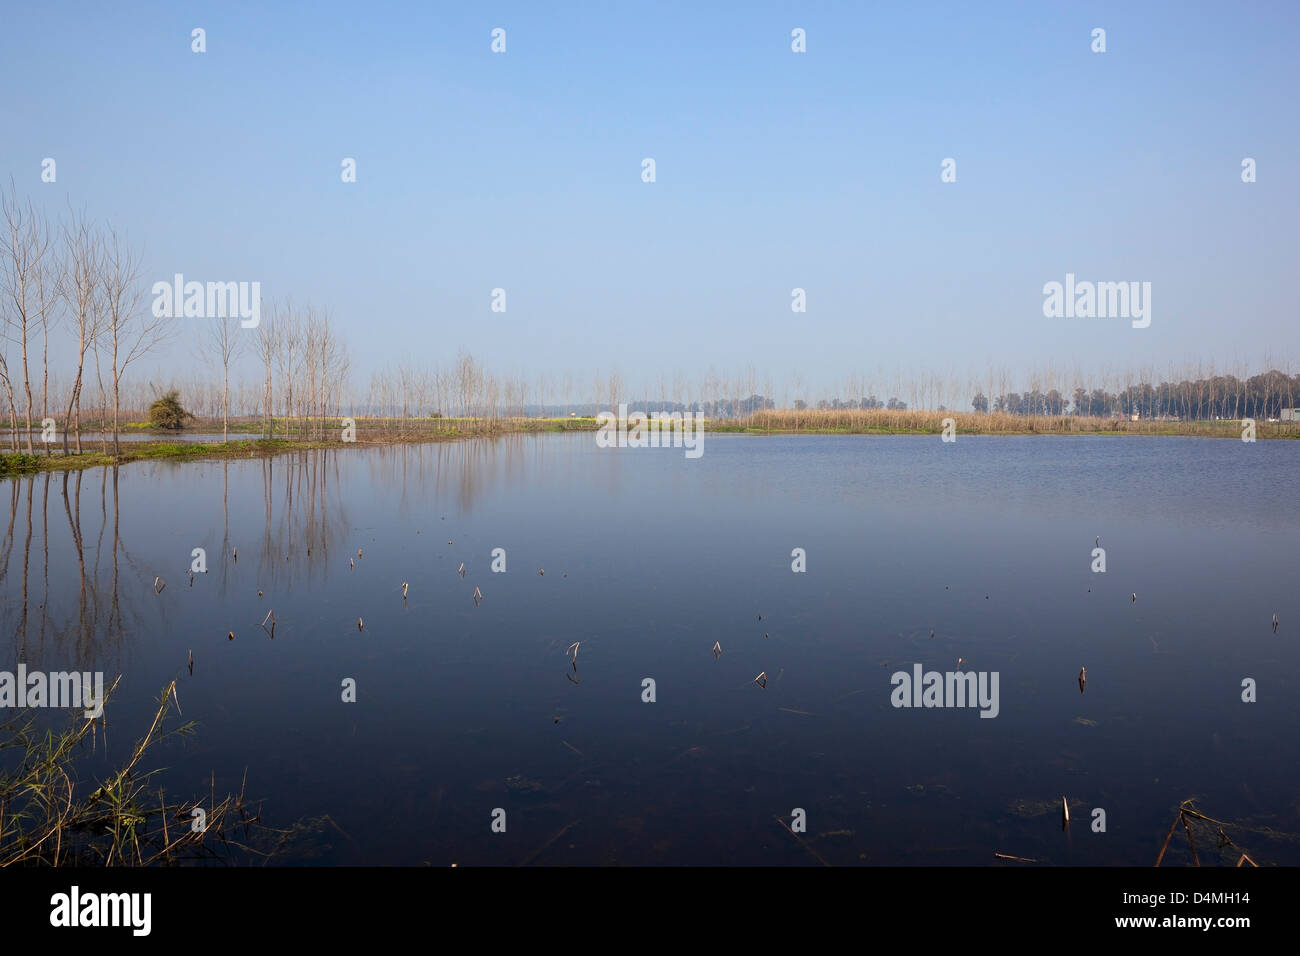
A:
[608,369,624,419]
[0,334,16,450]
[35,210,60,455]
[201,313,245,442]
[455,351,478,418]
[255,301,281,438]
[275,303,302,440]
[100,228,170,455]
[59,209,102,454]
[1,182,55,452]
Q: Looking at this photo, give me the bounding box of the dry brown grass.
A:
[717,408,1298,438]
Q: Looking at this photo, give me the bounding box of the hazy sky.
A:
[2,1,1297,397]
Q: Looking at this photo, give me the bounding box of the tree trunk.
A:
[62,369,82,456]
[41,322,51,456]
[21,334,32,454]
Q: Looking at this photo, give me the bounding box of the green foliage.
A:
[147,389,194,430]
[0,453,41,476]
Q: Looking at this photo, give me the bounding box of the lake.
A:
[2,433,1297,865]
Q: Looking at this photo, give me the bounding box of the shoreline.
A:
[2,415,1296,477]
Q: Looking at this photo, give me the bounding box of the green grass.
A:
[0,453,42,476]
[3,439,316,475]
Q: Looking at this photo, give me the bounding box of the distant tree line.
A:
[972,370,1300,419]
[799,396,909,412]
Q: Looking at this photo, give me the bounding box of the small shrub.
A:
[148,390,195,430]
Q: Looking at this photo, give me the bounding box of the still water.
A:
[2,434,1297,865]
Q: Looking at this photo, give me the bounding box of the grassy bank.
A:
[0,418,607,476]
[0,439,311,476]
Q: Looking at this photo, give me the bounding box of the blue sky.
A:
[2,1,1296,398]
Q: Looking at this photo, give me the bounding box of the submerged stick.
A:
[775,816,830,867]
[520,820,578,867]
